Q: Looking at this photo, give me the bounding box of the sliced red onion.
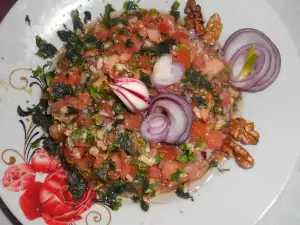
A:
[145,94,193,144]
[229,45,271,90]
[223,28,281,92]
[140,113,170,142]
[151,54,185,89]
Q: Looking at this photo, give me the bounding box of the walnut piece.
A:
[221,138,254,169]
[184,0,205,36]
[203,13,223,45]
[229,118,260,145]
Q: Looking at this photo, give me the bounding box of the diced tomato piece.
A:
[111,153,122,171]
[157,144,179,161]
[190,121,208,142]
[172,45,191,70]
[161,160,181,180]
[103,103,114,117]
[95,26,109,40]
[147,29,162,43]
[72,155,95,171]
[120,50,132,62]
[77,113,94,127]
[115,42,126,55]
[205,130,225,150]
[142,11,159,29]
[129,21,147,37]
[172,29,189,41]
[149,166,162,180]
[222,93,231,107]
[49,124,64,139]
[78,93,91,107]
[124,112,141,130]
[93,156,105,168]
[158,14,175,35]
[130,36,143,53]
[194,55,206,71]
[120,150,137,180]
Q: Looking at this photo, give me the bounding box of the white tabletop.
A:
[1,0,300,224]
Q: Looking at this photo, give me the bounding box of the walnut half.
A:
[229,118,260,145]
[221,138,254,169]
[203,13,223,45]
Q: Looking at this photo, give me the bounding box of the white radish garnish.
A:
[109,78,150,112]
[151,54,185,89]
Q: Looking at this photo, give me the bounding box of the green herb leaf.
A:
[123,0,140,12]
[155,154,165,164]
[43,137,60,156]
[83,33,104,51]
[170,168,184,181]
[175,183,194,201]
[209,160,230,173]
[125,39,134,48]
[170,0,180,21]
[32,66,43,79]
[101,4,115,28]
[71,9,84,32]
[139,38,177,57]
[131,158,140,165]
[113,100,129,115]
[94,158,116,181]
[25,15,31,26]
[193,96,207,108]
[88,86,109,100]
[185,69,213,91]
[57,30,74,42]
[67,171,88,200]
[140,71,153,88]
[140,198,149,212]
[35,36,58,59]
[114,132,134,155]
[84,11,92,23]
[136,168,148,180]
[51,83,74,101]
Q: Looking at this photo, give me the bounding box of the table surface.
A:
[1,0,300,224]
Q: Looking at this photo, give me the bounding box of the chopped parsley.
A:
[35,36,58,59]
[114,132,134,155]
[67,171,88,200]
[84,11,92,23]
[155,153,165,164]
[175,183,194,201]
[170,0,180,21]
[25,15,31,26]
[123,0,140,13]
[136,168,148,180]
[176,144,197,163]
[209,160,230,173]
[88,86,109,100]
[140,71,154,88]
[71,9,84,32]
[170,168,184,181]
[125,39,134,48]
[94,158,116,181]
[185,68,213,91]
[51,83,74,101]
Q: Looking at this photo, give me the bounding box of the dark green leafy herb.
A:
[35,36,58,59]
[83,33,104,51]
[107,143,119,152]
[171,168,184,181]
[67,171,88,200]
[185,69,213,91]
[110,18,128,27]
[94,180,137,211]
[43,137,60,156]
[140,71,153,88]
[71,9,84,32]
[114,132,134,155]
[123,0,140,12]
[209,160,230,173]
[140,198,149,212]
[25,15,31,26]
[31,100,53,132]
[101,4,115,28]
[65,49,84,66]
[113,100,129,115]
[52,83,74,101]
[131,158,140,165]
[176,144,197,163]
[125,39,134,48]
[175,183,194,201]
[193,96,207,108]
[32,66,43,79]
[112,118,125,128]
[94,159,116,181]
[155,154,165,164]
[136,168,148,180]
[88,86,109,100]
[57,30,74,42]
[84,11,92,23]
[139,38,177,57]
[144,183,157,196]
[31,136,45,149]
[170,0,180,21]
[67,106,79,115]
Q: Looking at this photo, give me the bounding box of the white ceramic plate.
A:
[1,0,300,225]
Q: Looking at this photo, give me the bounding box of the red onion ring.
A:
[223,28,281,92]
[140,113,170,142]
[145,94,193,144]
